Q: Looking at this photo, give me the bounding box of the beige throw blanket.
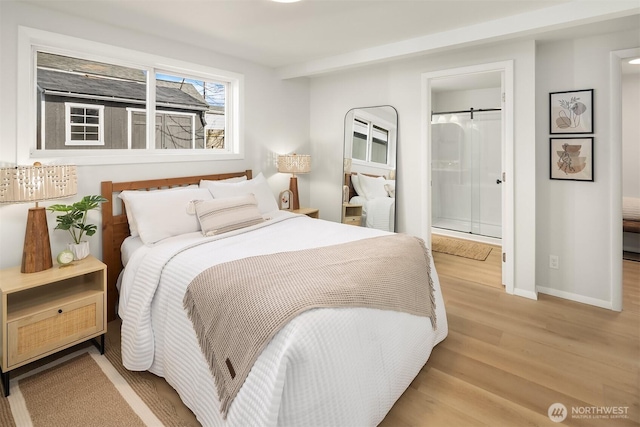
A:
[183,233,436,418]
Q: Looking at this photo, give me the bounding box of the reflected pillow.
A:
[193,194,264,236]
[351,174,365,198]
[358,173,389,199]
[200,172,279,214]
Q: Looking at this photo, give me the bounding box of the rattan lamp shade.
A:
[277,154,310,211]
[0,164,77,273]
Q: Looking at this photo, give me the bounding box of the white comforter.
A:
[119,211,448,426]
[350,196,395,231]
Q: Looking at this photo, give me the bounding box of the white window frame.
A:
[351,110,396,171]
[17,26,244,165]
[65,102,105,146]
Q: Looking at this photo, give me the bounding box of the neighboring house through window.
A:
[21,27,244,164]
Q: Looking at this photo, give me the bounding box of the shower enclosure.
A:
[431,108,502,239]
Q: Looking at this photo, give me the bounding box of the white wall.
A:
[432,87,501,112]
[622,73,640,198]
[0,2,310,268]
[535,29,640,307]
[622,72,640,253]
[309,39,538,298]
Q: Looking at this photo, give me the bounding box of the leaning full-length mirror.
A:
[342,106,398,232]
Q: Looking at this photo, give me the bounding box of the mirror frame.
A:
[342,105,398,231]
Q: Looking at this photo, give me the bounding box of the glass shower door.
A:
[431,113,473,233]
[473,110,502,238]
[431,110,502,239]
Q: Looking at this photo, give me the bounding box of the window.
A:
[65,103,104,145]
[21,27,244,164]
[351,117,391,166]
[371,125,389,164]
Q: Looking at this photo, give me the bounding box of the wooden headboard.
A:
[100,170,252,321]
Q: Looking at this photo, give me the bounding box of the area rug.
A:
[5,347,161,427]
[1,335,192,427]
[431,235,493,261]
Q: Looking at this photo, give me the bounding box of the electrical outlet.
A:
[549,255,559,269]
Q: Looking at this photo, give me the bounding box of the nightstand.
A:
[342,203,363,226]
[293,208,319,218]
[0,255,107,396]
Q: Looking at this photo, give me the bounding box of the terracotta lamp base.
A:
[289,176,300,211]
[21,207,53,273]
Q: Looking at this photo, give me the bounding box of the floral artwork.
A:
[550,89,594,134]
[550,137,594,181]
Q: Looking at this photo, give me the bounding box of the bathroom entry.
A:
[423,61,514,293]
[430,72,503,241]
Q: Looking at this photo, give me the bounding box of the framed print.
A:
[550,137,594,182]
[549,89,594,134]
[279,189,293,210]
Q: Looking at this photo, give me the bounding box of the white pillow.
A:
[193,194,264,236]
[120,187,212,245]
[199,175,247,186]
[358,173,389,199]
[119,185,198,237]
[350,174,365,198]
[200,172,279,214]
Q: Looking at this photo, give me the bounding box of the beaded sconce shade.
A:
[277,154,310,211]
[0,164,77,273]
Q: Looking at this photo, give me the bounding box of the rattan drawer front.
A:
[343,216,362,226]
[7,293,104,367]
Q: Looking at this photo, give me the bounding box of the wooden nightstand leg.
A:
[1,368,9,397]
[91,334,105,355]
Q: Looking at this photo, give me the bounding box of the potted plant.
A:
[48,195,107,260]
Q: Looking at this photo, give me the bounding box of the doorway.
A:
[422,61,514,293]
[431,106,502,240]
[611,47,640,311]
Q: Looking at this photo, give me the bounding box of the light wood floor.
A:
[381,242,640,426]
[111,245,639,426]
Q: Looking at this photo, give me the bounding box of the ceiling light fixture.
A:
[629,58,640,65]
[272,0,301,3]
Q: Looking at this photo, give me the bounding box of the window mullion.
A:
[367,122,373,162]
[147,68,156,150]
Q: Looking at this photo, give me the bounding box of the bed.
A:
[623,197,640,234]
[345,172,396,232]
[101,170,448,426]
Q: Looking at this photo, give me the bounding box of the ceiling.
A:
[19,0,640,75]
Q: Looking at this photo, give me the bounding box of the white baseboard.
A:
[537,286,613,310]
[513,288,538,300]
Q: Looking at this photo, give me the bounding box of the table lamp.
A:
[277,154,310,211]
[0,163,77,273]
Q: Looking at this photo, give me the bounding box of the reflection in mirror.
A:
[342,106,398,232]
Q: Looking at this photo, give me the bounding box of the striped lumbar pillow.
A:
[193,194,265,236]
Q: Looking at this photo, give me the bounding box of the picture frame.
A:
[549,89,594,134]
[550,137,594,182]
[279,189,293,210]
